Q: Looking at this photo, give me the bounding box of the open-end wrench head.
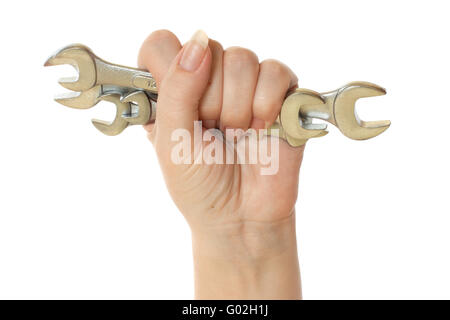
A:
[334,82,391,140]
[91,92,130,136]
[280,89,328,141]
[120,91,152,125]
[44,44,96,92]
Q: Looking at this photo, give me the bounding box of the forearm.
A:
[191,213,302,299]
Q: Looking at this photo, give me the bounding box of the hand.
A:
[138,30,303,299]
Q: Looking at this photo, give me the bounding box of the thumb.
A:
[152,30,211,149]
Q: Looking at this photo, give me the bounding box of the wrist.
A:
[191,212,302,299]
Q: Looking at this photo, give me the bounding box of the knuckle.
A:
[224,47,259,69]
[260,59,289,79]
[138,29,178,66]
[144,29,178,47]
[208,39,224,54]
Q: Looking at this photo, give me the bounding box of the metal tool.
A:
[271,82,391,146]
[45,44,158,135]
[51,83,157,135]
[45,44,157,93]
[45,44,390,145]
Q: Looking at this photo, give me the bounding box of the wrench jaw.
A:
[44,44,96,92]
[91,93,131,136]
[278,89,329,147]
[120,91,152,125]
[54,85,103,109]
[334,82,391,140]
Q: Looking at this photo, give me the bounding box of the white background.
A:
[0,0,449,299]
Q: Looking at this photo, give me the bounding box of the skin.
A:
[138,30,304,299]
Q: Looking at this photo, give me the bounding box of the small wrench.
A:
[52,84,156,136]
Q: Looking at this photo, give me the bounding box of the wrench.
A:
[276,82,391,146]
[296,82,391,140]
[44,44,157,94]
[52,84,156,136]
[45,44,390,144]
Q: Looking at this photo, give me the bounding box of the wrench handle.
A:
[95,58,158,94]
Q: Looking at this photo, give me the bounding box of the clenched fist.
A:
[138,30,303,299]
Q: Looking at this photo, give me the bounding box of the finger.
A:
[251,59,298,129]
[220,47,259,131]
[154,30,212,161]
[138,29,182,87]
[198,39,224,129]
[137,30,182,134]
